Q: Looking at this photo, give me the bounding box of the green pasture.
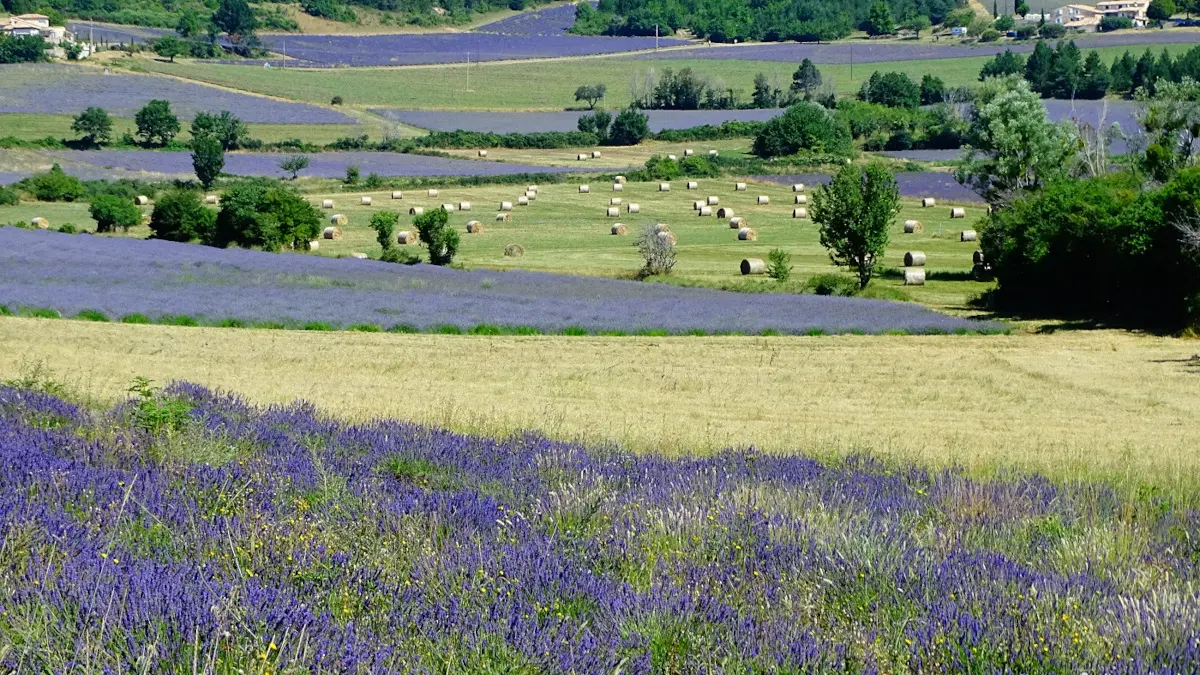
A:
[123,44,1199,111]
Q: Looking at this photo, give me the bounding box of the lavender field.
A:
[1,381,1197,672]
[471,2,583,35]
[373,108,784,133]
[0,228,990,334]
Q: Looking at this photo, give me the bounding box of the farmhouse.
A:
[0,13,89,58]
[1051,0,1150,29]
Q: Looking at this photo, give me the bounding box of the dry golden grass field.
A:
[3,317,1197,494]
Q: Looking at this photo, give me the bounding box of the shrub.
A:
[190,111,250,151]
[1015,25,1037,40]
[121,313,152,324]
[994,14,1015,31]
[608,107,650,146]
[635,223,675,278]
[364,173,383,189]
[802,273,859,297]
[859,71,921,108]
[149,189,216,243]
[345,165,360,184]
[0,34,47,63]
[369,210,397,250]
[76,309,109,322]
[678,155,719,177]
[752,102,853,158]
[331,95,344,105]
[413,207,459,266]
[810,163,900,289]
[643,155,681,180]
[89,194,143,233]
[0,186,18,206]
[919,75,946,105]
[21,164,86,202]
[211,182,322,251]
[1099,15,1134,31]
[980,29,1001,42]
[766,248,792,282]
[1039,23,1067,39]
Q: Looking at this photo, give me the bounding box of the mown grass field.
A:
[440,138,755,168]
[0,179,988,309]
[3,318,1197,495]
[0,112,392,145]
[124,44,1199,111]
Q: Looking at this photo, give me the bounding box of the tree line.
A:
[980,42,1200,99]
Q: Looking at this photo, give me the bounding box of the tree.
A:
[211,182,321,250]
[149,189,216,242]
[578,110,612,139]
[0,34,48,63]
[134,100,180,147]
[191,136,225,190]
[153,35,187,62]
[753,102,853,158]
[860,71,921,108]
[920,74,946,105]
[810,163,900,289]
[71,107,112,146]
[1136,78,1200,181]
[573,83,607,110]
[176,8,202,37]
[902,15,931,37]
[956,75,1079,205]
[980,49,1026,80]
[89,194,143,233]
[190,111,250,151]
[369,211,398,251]
[1148,0,1177,22]
[607,107,650,145]
[1024,40,1053,94]
[865,0,895,36]
[1047,41,1084,98]
[1080,51,1112,99]
[413,207,459,266]
[752,73,782,108]
[1016,1,1030,18]
[791,58,822,99]
[1111,51,1137,94]
[994,14,1015,31]
[213,0,258,45]
[279,155,310,180]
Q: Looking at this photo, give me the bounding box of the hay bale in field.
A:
[904,251,927,267]
[627,203,640,214]
[904,268,926,286]
[709,149,719,157]
[717,207,734,219]
[792,208,808,219]
[427,189,439,198]
[657,231,677,245]
[579,185,590,193]
[31,217,49,229]
[659,182,670,192]
[500,201,513,211]
[707,196,719,205]
[612,183,623,192]
[391,191,403,200]
[527,185,539,192]
[610,197,622,205]
[307,240,319,251]
[757,195,770,205]
[922,197,936,208]
[466,220,484,234]
[441,203,456,212]
[517,196,529,206]
[350,252,369,260]
[360,196,372,205]
[409,207,425,216]
[592,150,602,158]
[135,195,149,206]
[496,212,512,222]
[738,227,757,241]
[693,200,705,210]
[794,195,808,204]
[322,199,334,209]
[950,207,966,219]
[205,195,218,205]
[397,231,417,244]
[654,223,670,233]
[524,191,537,200]
[606,207,619,217]
[614,176,626,184]
[329,213,347,226]
[972,263,993,281]
[577,153,589,161]
[687,181,698,189]
[323,225,343,239]
[459,201,472,211]
[478,149,488,157]
[611,223,628,235]
[668,154,677,160]
[684,149,694,156]
[792,183,805,192]
[504,243,524,257]
[729,217,746,229]
[735,182,747,191]
[960,229,978,242]
[699,206,713,216]
[973,250,985,264]
[741,258,765,275]
[904,220,923,233]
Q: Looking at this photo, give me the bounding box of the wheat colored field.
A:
[3,317,1197,493]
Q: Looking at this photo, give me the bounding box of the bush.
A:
[149,189,216,243]
[0,34,47,63]
[1099,15,1134,31]
[89,194,143,233]
[859,71,921,108]
[752,102,853,158]
[1039,23,1067,39]
[21,165,87,202]
[643,155,681,180]
[413,207,458,266]
[766,248,792,281]
[994,14,1016,31]
[331,95,344,105]
[211,182,322,251]
[608,107,650,146]
[345,165,360,184]
[802,273,859,297]
[1015,25,1037,40]
[980,29,1001,42]
[678,155,719,177]
[72,107,113,147]
[0,186,18,206]
[635,223,675,278]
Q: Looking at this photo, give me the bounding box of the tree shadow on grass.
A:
[1149,354,1200,374]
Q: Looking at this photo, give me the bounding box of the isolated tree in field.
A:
[89,194,143,233]
[211,182,321,250]
[1149,0,1178,22]
[810,163,900,289]
[190,111,249,150]
[607,107,650,145]
[149,189,216,242]
[413,207,459,266]
[71,107,112,146]
[279,155,310,180]
[134,100,180,146]
[153,35,187,62]
[791,58,822,98]
[574,83,607,109]
[369,211,398,251]
[865,0,895,35]
[191,135,224,189]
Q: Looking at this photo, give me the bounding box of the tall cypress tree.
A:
[1025,41,1053,96]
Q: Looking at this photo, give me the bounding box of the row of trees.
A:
[70,103,249,150]
[980,43,1200,100]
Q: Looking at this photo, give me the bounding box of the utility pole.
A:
[655,24,659,50]
[466,51,470,90]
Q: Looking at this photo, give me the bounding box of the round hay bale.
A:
[517,196,529,206]
[626,203,640,214]
[329,214,347,226]
[611,223,628,235]
[904,220,923,234]
[496,212,512,222]
[904,251,927,267]
[657,231,677,245]
[31,217,49,229]
[950,207,966,219]
[134,195,149,206]
[306,240,319,251]
[709,149,719,157]
[615,176,626,184]
[659,182,671,192]
[427,189,440,198]
[972,263,994,281]
[792,208,808,219]
[729,217,746,229]
[441,203,456,212]
[699,206,713,216]
[577,153,589,161]
[735,182,747,191]
[792,183,806,192]
[717,207,734,219]
[500,201,514,211]
[360,196,372,205]
[592,150,602,159]
[757,195,770,205]
[693,200,705,210]
[922,197,936,208]
[391,191,403,199]
[323,225,343,239]
[973,249,985,265]
[397,231,417,244]
[684,149,694,156]
[667,154,677,161]
[459,201,472,211]
[321,199,334,209]
[478,149,488,157]
[409,207,425,216]
[350,252,369,260]
[904,268,926,286]
[737,227,757,241]
[610,197,622,205]
[606,207,620,217]
[960,229,978,242]
[524,191,537,200]
[504,243,524,257]
[707,196,719,205]
[741,258,765,275]
[612,183,623,192]
[687,181,698,190]
[527,185,539,192]
[579,185,590,194]
[466,220,484,234]
[654,223,670,233]
[794,195,808,205]
[204,195,218,205]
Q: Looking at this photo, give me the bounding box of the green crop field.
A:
[0,112,397,145]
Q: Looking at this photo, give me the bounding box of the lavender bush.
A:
[0,228,992,334]
[0,382,1197,672]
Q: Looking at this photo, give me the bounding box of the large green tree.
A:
[752,102,852,158]
[810,163,900,289]
[149,189,216,242]
[865,0,896,36]
[134,100,181,147]
[191,136,225,190]
[71,107,112,146]
[791,58,822,99]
